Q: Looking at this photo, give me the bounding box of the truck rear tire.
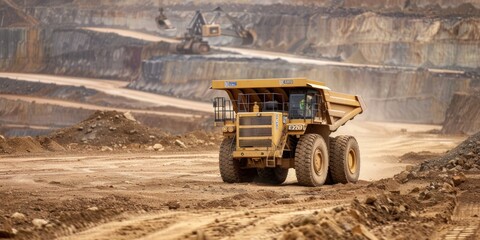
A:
[219,138,255,183]
[294,134,329,187]
[329,135,360,184]
[257,167,288,184]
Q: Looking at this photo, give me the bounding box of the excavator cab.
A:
[157,7,256,54]
[202,24,222,37]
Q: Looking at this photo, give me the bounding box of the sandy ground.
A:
[0,120,467,239]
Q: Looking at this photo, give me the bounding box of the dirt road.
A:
[0,94,202,118]
[0,72,212,113]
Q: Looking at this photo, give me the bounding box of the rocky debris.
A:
[282,182,456,240]
[50,111,168,148]
[48,111,221,152]
[0,217,14,238]
[421,132,480,172]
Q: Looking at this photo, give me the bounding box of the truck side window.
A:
[290,93,317,119]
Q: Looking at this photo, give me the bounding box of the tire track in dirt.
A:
[61,200,349,240]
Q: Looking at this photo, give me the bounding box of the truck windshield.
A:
[290,94,315,119]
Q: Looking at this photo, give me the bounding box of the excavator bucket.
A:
[156,7,175,30]
[241,30,256,45]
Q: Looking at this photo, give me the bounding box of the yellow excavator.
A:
[156,7,256,54]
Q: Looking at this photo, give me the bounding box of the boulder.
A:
[452,173,467,186]
[11,212,26,221]
[123,112,137,122]
[32,219,49,229]
[101,146,113,152]
[175,140,187,149]
[153,144,165,151]
[365,196,377,205]
[394,171,409,183]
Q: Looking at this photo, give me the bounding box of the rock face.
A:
[0,28,171,80]
[442,90,480,134]
[0,97,92,130]
[129,54,478,124]
[0,98,211,137]
[26,1,480,69]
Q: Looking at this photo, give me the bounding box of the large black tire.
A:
[323,137,335,185]
[219,138,255,183]
[329,135,360,184]
[192,42,210,54]
[294,134,329,187]
[257,167,289,185]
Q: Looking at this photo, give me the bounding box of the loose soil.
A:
[0,128,478,239]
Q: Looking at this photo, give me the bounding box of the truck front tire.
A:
[219,138,256,183]
[294,134,329,187]
[329,135,360,184]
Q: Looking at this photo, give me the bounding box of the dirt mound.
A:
[49,111,220,151]
[50,110,168,148]
[0,136,64,154]
[281,179,456,240]
[442,90,480,135]
[420,131,480,171]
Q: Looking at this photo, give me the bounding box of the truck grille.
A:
[238,116,272,148]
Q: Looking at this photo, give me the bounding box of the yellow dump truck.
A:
[212,78,365,186]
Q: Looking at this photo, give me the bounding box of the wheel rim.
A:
[200,45,209,53]
[347,149,357,174]
[313,148,324,175]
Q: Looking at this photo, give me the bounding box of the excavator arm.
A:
[212,7,256,45]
